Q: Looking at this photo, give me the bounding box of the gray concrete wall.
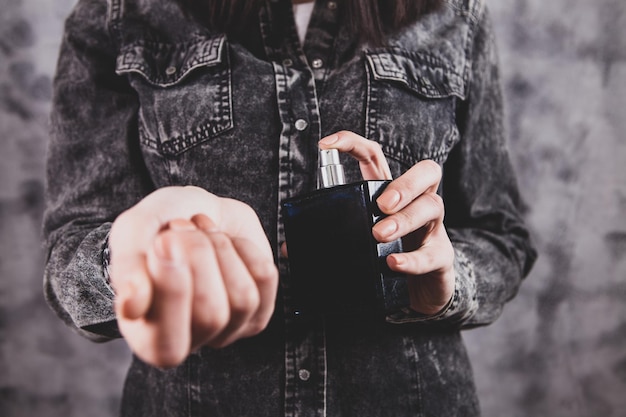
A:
[1,0,624,416]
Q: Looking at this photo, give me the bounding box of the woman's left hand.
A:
[319,131,455,315]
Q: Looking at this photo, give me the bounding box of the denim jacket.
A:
[44,0,536,415]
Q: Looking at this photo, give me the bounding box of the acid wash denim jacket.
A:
[44,0,537,415]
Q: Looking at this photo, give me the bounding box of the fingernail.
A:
[377,190,400,212]
[192,214,220,233]
[388,254,406,268]
[153,235,183,263]
[374,219,398,239]
[319,135,339,146]
[167,218,197,231]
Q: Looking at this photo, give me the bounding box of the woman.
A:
[44,0,536,415]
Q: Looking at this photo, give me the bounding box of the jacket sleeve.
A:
[43,0,154,341]
[388,4,537,327]
[443,4,537,327]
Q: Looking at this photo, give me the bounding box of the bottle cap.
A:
[318,149,346,188]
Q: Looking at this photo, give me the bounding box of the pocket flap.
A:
[116,35,226,87]
[366,49,466,100]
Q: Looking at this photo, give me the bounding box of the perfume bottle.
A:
[281,149,409,317]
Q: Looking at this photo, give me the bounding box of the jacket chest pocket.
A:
[365,49,466,170]
[116,35,233,157]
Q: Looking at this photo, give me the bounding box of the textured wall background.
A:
[1,0,624,416]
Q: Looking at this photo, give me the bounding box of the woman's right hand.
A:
[108,186,278,368]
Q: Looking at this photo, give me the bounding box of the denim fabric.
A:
[43,0,537,415]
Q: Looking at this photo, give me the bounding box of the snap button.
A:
[298,369,311,381]
[283,58,293,67]
[311,58,323,69]
[295,119,308,131]
[327,1,337,10]
[165,66,177,75]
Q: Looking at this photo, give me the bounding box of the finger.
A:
[375,159,442,215]
[372,191,444,243]
[167,218,198,232]
[130,230,194,368]
[386,226,455,315]
[190,213,220,233]
[174,230,231,351]
[229,236,278,339]
[319,131,392,180]
[386,225,454,276]
[191,213,276,348]
[192,213,264,348]
[198,232,263,349]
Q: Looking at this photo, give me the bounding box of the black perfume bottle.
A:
[281,149,409,317]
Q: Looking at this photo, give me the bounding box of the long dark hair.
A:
[180,0,444,44]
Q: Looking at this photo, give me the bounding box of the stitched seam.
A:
[117,37,225,86]
[366,51,466,100]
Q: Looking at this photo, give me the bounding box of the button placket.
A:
[259,1,333,416]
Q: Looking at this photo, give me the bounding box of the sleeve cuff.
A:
[385,249,478,325]
[101,233,116,296]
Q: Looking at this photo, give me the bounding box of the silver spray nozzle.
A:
[318,149,346,188]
